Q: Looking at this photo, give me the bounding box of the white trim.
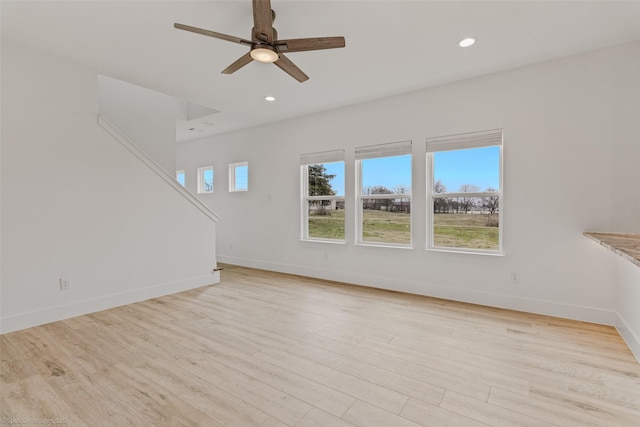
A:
[301,149,345,165]
[229,161,249,192]
[427,150,435,248]
[426,136,503,253]
[427,247,505,256]
[216,256,616,326]
[307,195,344,201]
[355,140,412,160]
[360,193,412,199]
[197,165,214,194]
[615,312,640,363]
[298,238,346,245]
[0,273,220,334]
[432,191,499,198]
[355,242,414,250]
[176,169,185,187]
[426,128,503,152]
[301,160,346,243]
[356,147,412,247]
[97,116,219,222]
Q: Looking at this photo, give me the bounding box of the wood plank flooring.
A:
[2,264,639,426]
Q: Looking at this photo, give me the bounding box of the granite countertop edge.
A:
[583,232,640,268]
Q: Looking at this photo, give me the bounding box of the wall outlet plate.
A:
[509,271,520,284]
[59,278,71,290]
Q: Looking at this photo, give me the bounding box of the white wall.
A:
[609,45,640,359]
[0,41,219,333]
[98,74,182,173]
[178,41,640,326]
[615,258,640,360]
[610,42,640,233]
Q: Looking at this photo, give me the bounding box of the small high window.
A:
[229,162,249,192]
[197,166,214,193]
[176,170,185,187]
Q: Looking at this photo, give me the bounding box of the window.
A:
[356,141,412,246]
[197,166,214,193]
[176,170,185,187]
[427,129,503,252]
[301,150,345,241]
[229,162,248,192]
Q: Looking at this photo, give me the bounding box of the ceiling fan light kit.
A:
[250,45,279,63]
[458,37,477,48]
[174,0,345,82]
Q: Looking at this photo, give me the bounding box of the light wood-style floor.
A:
[2,264,639,426]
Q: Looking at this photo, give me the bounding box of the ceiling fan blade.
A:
[221,52,254,74]
[276,37,346,53]
[252,0,274,43]
[274,54,309,82]
[174,23,252,46]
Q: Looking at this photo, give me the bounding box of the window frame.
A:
[197,165,214,194]
[355,140,413,248]
[426,129,503,254]
[300,150,345,243]
[229,161,249,192]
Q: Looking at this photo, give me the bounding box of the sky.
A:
[320,146,499,196]
[234,164,248,191]
[434,146,500,192]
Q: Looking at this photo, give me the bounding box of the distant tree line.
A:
[362,185,410,213]
[433,179,499,220]
[308,166,497,223]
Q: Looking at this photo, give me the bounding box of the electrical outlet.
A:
[509,271,520,284]
[59,278,71,291]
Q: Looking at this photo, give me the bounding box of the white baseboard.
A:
[0,272,220,334]
[615,312,640,363]
[218,255,616,326]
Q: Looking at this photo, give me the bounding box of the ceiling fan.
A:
[174,0,345,82]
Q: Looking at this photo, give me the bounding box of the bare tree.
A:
[458,184,480,213]
[433,179,448,213]
[434,179,447,194]
[393,185,411,213]
[363,185,393,210]
[482,187,499,215]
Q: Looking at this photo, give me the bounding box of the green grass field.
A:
[433,213,499,250]
[308,210,499,248]
[308,210,345,240]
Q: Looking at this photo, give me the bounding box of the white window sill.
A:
[299,239,346,245]
[355,243,413,250]
[427,247,505,257]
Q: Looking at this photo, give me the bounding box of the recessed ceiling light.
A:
[458,37,477,48]
[264,96,276,102]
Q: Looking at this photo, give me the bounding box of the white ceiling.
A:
[3,1,640,139]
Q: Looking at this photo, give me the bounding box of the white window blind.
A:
[300,149,344,166]
[355,140,412,160]
[426,129,502,152]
